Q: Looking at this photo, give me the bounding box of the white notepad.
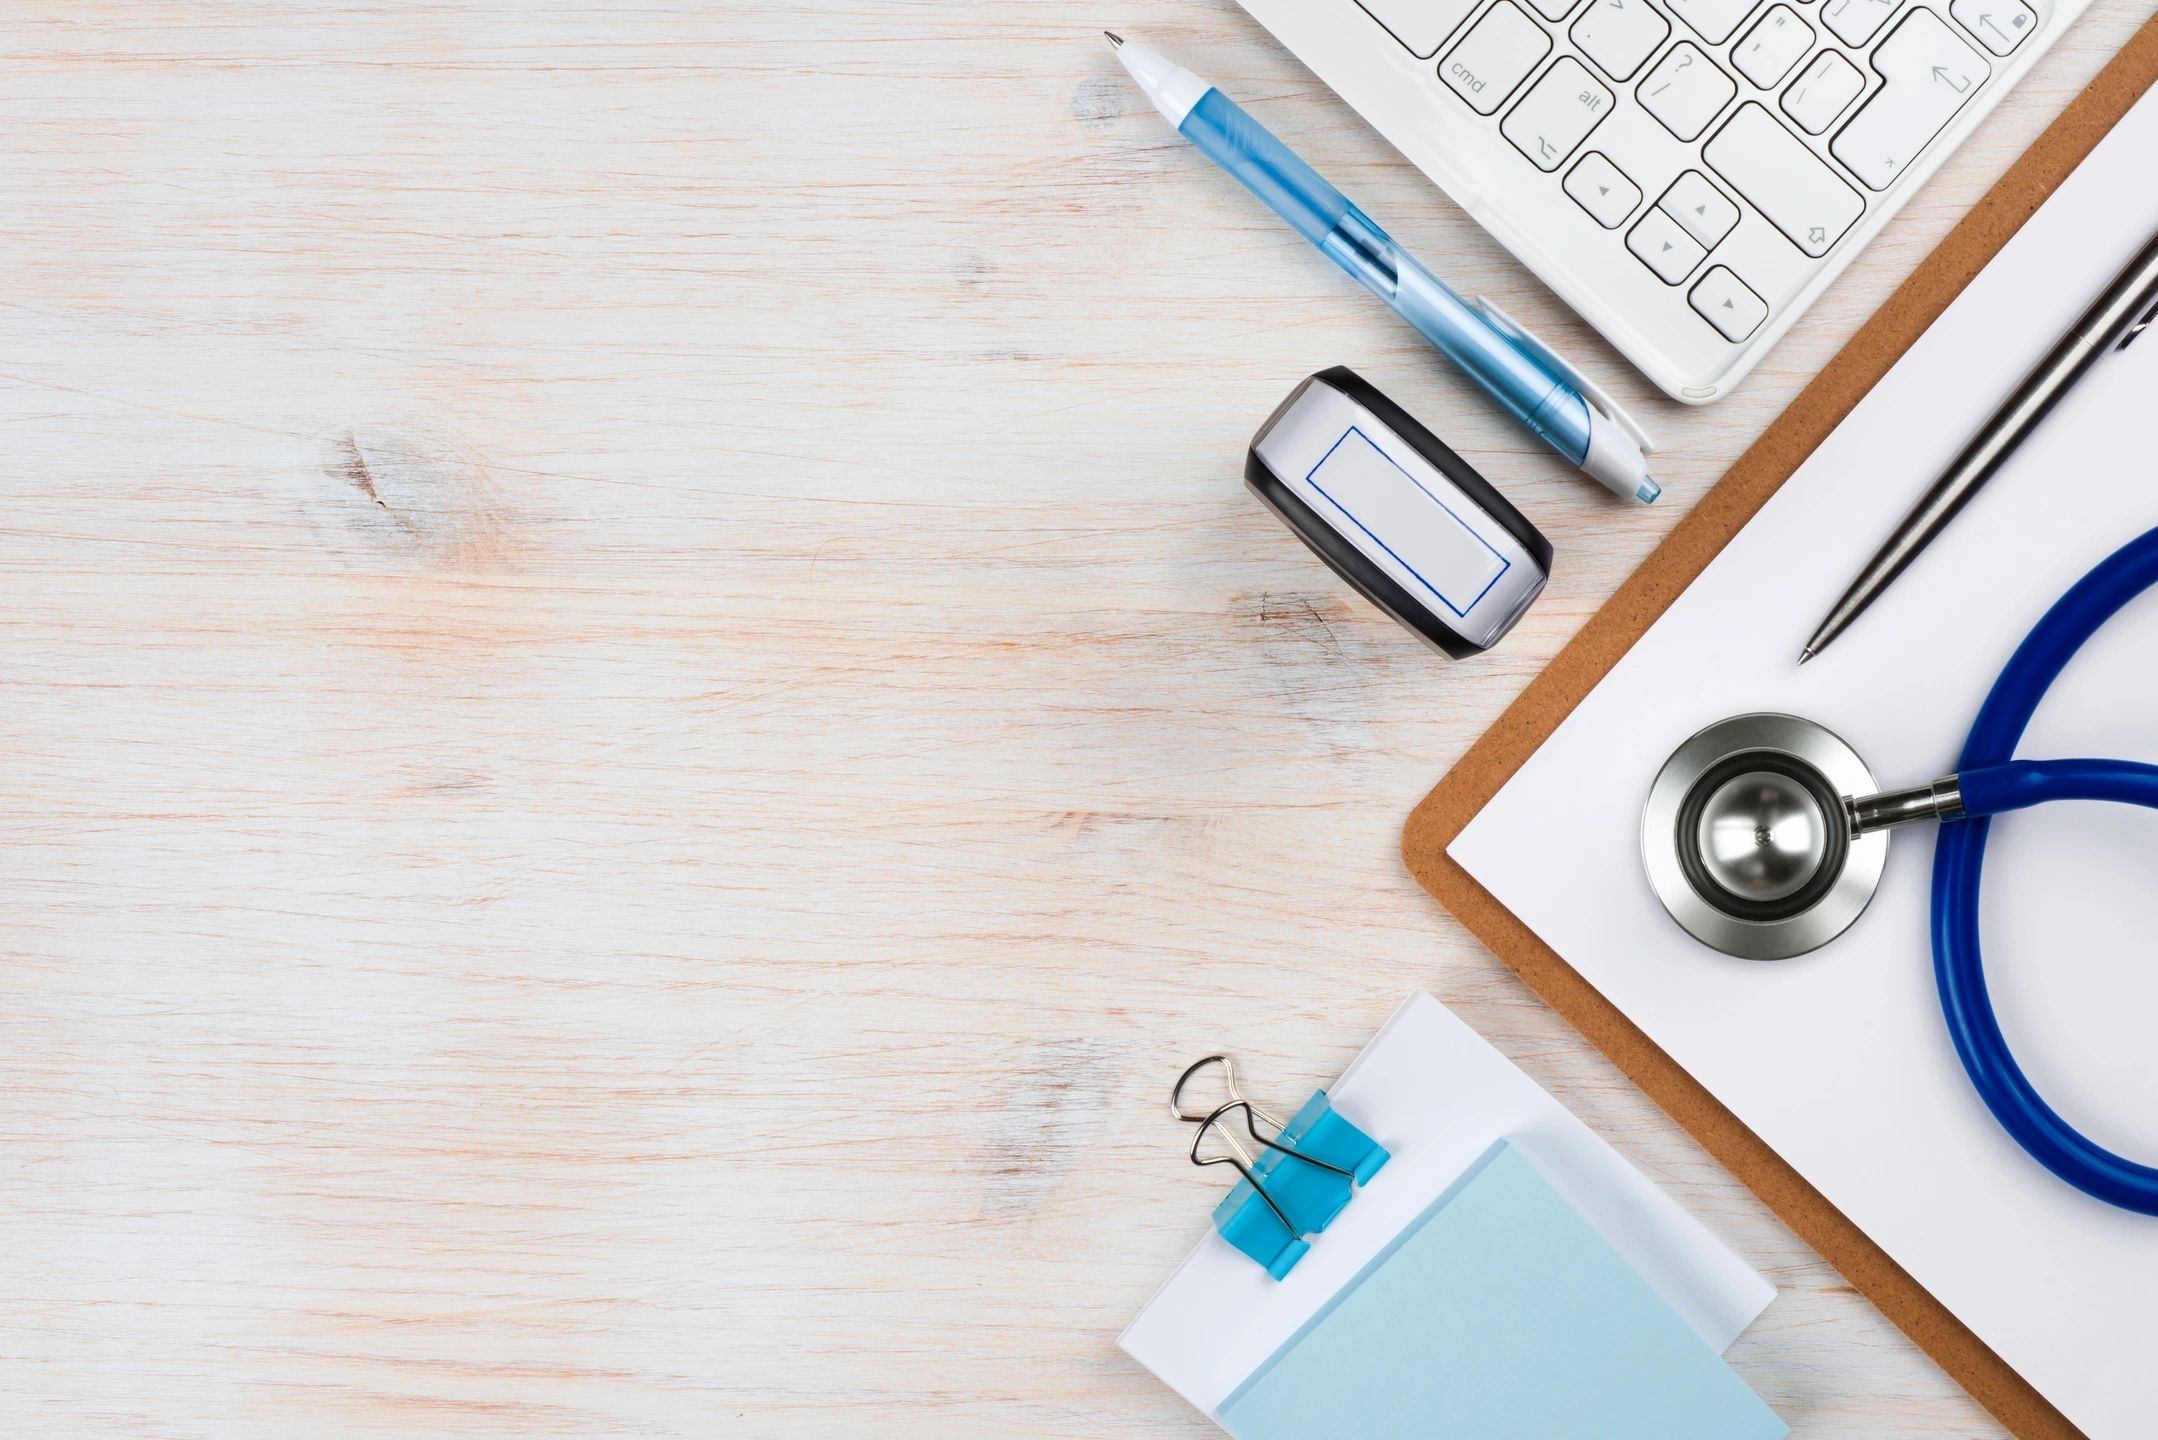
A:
[1119,993,1773,1424]
[1450,86,2158,1440]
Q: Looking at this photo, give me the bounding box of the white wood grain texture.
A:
[1,1,2149,1434]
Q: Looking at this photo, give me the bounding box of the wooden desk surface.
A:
[5,3,2149,1434]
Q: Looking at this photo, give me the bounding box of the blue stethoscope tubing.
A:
[1931,524,2158,1214]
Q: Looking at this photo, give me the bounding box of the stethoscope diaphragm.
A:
[1641,713,1890,962]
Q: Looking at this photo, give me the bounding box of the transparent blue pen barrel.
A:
[1180,86,1592,468]
[1179,88,1351,246]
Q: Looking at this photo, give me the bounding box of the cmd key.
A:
[1831,9,1990,190]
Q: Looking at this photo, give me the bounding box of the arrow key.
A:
[1690,264,1769,341]
[1627,207,1707,284]
[1563,150,1642,228]
[1659,170,1740,248]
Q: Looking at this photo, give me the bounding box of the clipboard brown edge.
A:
[1402,18,2158,1439]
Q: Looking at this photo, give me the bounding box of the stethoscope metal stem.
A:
[1846,775,1964,836]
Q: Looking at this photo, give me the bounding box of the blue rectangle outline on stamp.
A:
[1304,426,1510,619]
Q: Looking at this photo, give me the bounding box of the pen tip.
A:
[1104,30,1123,45]
[1796,647,1814,666]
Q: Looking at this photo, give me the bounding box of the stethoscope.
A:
[1641,526,2158,1216]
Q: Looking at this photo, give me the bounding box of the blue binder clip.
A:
[1173,1055,1389,1281]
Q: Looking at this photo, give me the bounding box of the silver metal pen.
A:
[1799,228,2158,664]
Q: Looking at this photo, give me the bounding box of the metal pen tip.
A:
[1796,647,1814,666]
[1105,30,1124,46]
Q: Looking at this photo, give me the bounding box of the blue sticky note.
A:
[1217,1142,1787,1440]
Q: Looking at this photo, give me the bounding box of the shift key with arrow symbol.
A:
[1703,103,1864,257]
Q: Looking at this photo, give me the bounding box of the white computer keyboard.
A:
[1235,0,2084,401]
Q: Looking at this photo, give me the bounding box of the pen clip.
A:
[1475,296,1656,456]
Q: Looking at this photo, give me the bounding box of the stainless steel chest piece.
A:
[1642,713,1895,961]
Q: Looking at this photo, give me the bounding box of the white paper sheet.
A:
[1118,992,1774,1419]
[1451,86,2158,1440]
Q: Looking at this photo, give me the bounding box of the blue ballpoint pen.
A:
[1108,33,1657,503]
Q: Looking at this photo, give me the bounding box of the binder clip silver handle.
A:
[1171,1053,1287,1132]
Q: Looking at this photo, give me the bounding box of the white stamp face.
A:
[1251,375,1548,653]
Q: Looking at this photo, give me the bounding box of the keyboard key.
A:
[1660,170,1739,247]
[1638,42,1736,140]
[1627,207,1708,282]
[1503,57,1614,170]
[1782,49,1865,133]
[1703,102,1864,256]
[1733,5,1813,87]
[1666,0,1762,44]
[1951,0,2037,53]
[1571,0,1671,81]
[1441,1,1552,114]
[1689,265,1769,339]
[1822,0,1900,47]
[1355,0,1484,56]
[1831,8,1988,189]
[1564,151,1642,226]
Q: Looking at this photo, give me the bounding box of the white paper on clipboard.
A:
[1450,85,2158,1440]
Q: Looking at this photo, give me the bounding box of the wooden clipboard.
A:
[1401,18,2158,1439]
